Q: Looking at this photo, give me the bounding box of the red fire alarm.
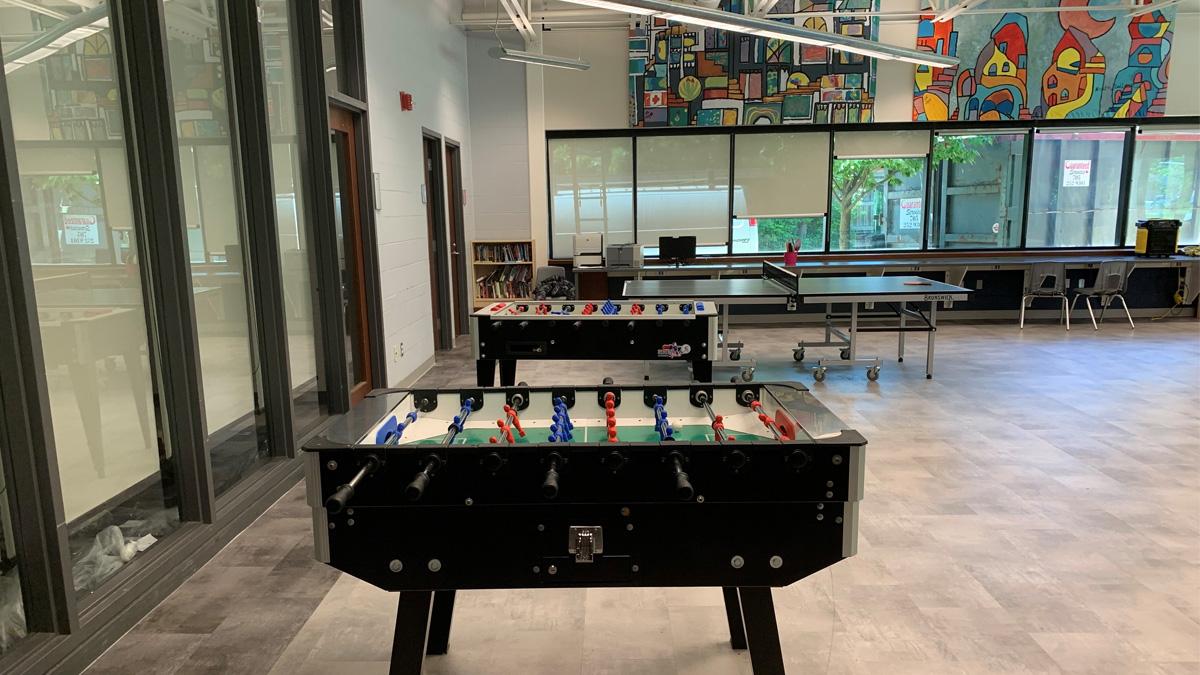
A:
[400,91,413,111]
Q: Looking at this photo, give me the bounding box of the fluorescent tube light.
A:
[489,46,592,71]
[561,0,958,68]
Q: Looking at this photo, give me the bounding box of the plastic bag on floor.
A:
[0,570,25,654]
[73,525,137,592]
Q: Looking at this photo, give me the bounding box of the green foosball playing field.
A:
[412,424,772,445]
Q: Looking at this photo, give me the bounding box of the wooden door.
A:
[329,106,372,404]
[445,143,469,336]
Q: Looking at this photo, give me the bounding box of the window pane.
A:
[733,133,829,217]
[260,0,326,425]
[733,217,826,254]
[0,432,28,654]
[2,0,180,595]
[165,0,268,496]
[1026,130,1125,247]
[929,131,1027,249]
[637,135,730,250]
[1127,129,1200,246]
[830,158,926,251]
[835,130,931,159]
[548,138,633,259]
[320,0,341,94]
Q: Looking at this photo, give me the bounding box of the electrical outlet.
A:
[975,279,983,290]
[392,345,400,363]
[400,342,405,358]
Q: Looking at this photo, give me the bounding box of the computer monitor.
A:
[658,236,696,266]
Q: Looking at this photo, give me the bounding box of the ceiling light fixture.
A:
[490,46,593,71]
[559,0,959,67]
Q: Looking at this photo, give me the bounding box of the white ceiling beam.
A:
[499,0,537,41]
[560,0,959,66]
[752,0,781,16]
[1,0,67,20]
[1130,0,1185,16]
[931,0,983,23]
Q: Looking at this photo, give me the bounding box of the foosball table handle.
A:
[668,453,694,500]
[542,452,563,499]
[405,455,443,502]
[325,454,381,514]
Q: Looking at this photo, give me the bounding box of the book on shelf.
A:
[474,264,532,300]
[473,242,532,264]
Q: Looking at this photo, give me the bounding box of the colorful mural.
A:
[913,0,1174,121]
[628,0,879,127]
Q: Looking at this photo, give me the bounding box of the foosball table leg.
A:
[425,590,456,655]
[737,587,785,675]
[498,359,517,387]
[390,591,433,675]
[721,587,748,650]
[476,359,497,387]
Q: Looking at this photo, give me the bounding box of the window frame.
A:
[545,117,1198,261]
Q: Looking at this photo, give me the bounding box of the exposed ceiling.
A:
[458,0,1200,28]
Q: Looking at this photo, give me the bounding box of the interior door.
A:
[445,143,469,336]
[422,135,451,350]
[329,106,372,404]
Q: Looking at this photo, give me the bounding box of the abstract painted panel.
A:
[629,0,879,127]
[913,0,1175,121]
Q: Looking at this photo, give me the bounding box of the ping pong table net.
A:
[761,261,799,295]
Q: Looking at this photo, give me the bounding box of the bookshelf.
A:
[472,240,535,308]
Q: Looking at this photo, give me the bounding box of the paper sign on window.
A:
[1062,160,1091,188]
[62,214,101,246]
[898,198,923,230]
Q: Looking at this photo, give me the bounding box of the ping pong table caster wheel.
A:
[840,348,851,360]
[866,366,880,382]
[729,349,741,361]
[739,368,754,382]
[812,367,827,382]
[793,348,805,362]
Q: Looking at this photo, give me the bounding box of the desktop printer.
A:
[573,233,604,267]
[606,243,644,268]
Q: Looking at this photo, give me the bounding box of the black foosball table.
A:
[471,300,720,385]
[304,382,866,674]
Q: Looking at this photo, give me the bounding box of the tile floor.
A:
[87,319,1200,674]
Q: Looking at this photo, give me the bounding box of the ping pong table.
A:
[624,262,972,381]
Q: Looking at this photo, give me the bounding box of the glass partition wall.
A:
[547,118,1198,259]
[165,0,269,497]
[260,0,328,428]
[2,0,181,597]
[0,0,358,668]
